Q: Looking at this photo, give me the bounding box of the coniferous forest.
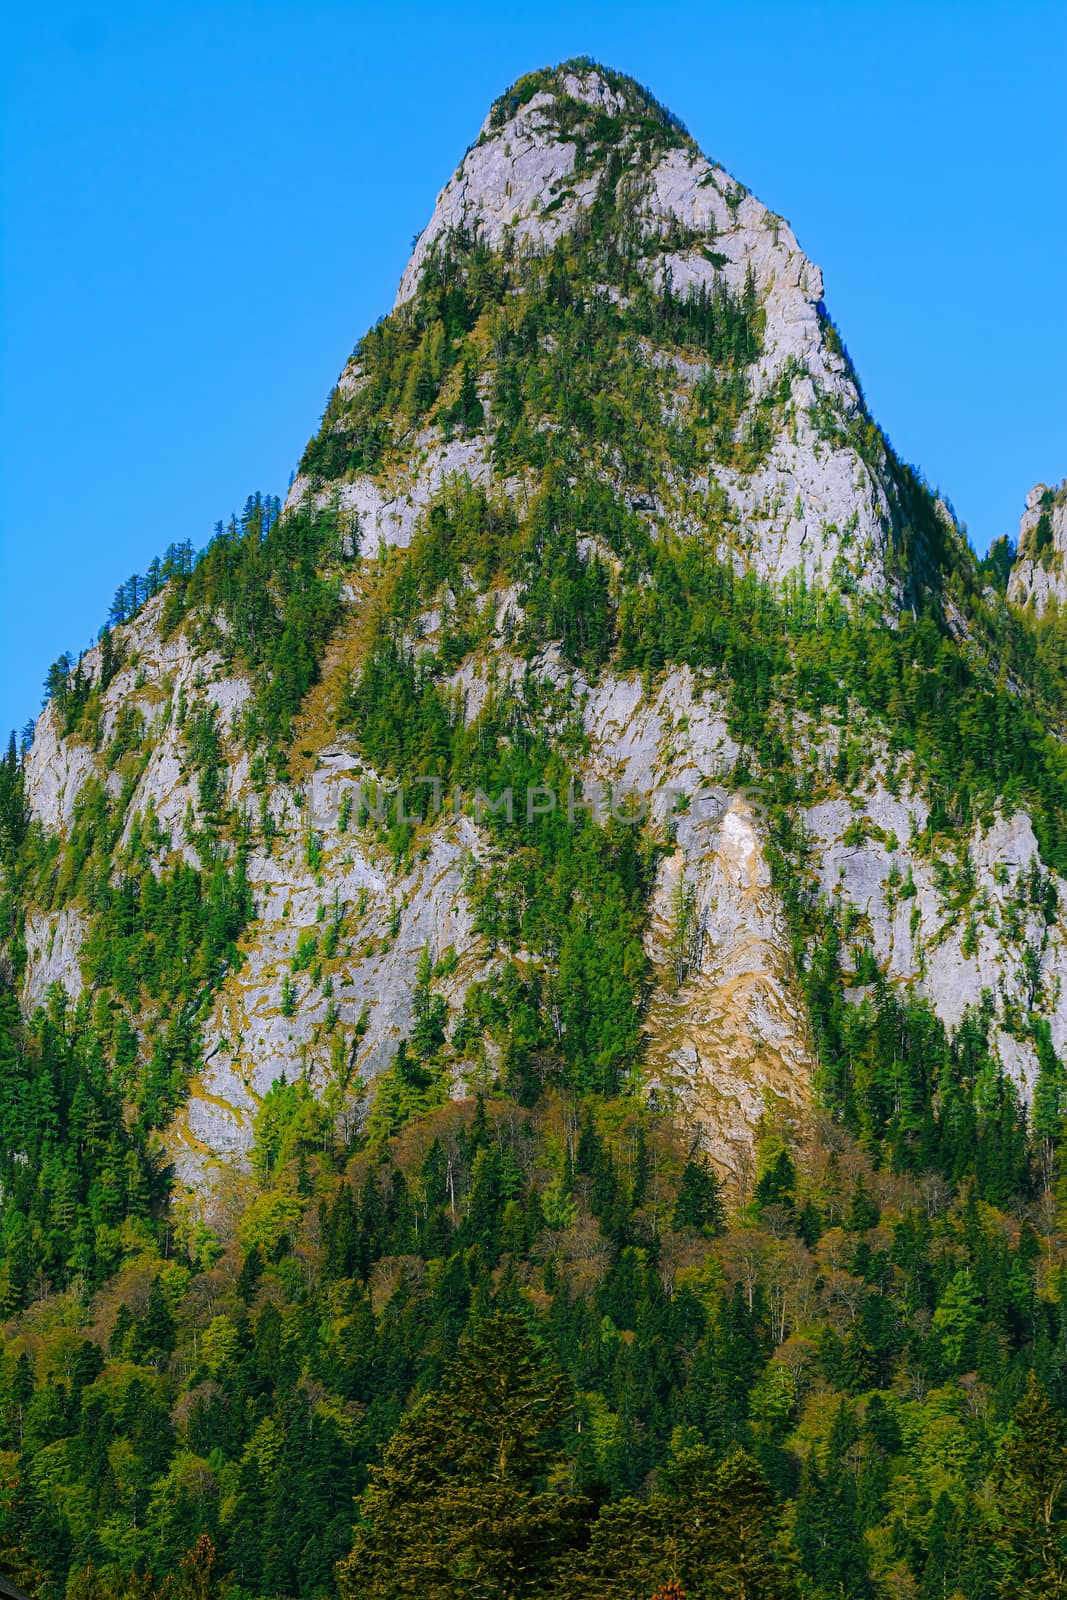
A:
[4,56,1067,1600]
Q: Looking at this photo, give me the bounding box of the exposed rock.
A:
[24,707,98,835]
[805,786,1067,1091]
[22,906,87,1010]
[1008,480,1067,615]
[169,810,487,1191]
[293,63,903,598]
[285,432,493,554]
[644,801,813,1192]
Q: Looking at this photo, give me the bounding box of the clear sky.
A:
[2,0,1064,737]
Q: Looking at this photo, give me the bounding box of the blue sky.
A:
[2,0,1064,737]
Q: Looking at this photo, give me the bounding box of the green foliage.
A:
[989,1373,1067,1597]
[63,1533,234,1598]
[555,1444,800,1599]
[337,1313,585,1599]
[1,804,252,1303]
[82,854,250,1020]
[299,195,764,497]
[162,493,349,751]
[10,66,1067,1600]
[0,731,28,863]
[673,1155,726,1235]
[252,1075,329,1177]
[487,58,694,147]
[412,944,447,1060]
[980,533,1016,592]
[365,1039,448,1144]
[615,539,1067,874]
[300,244,491,481]
[0,983,164,1304]
[1033,511,1055,559]
[0,1073,1065,1599]
[344,590,657,1099]
[487,259,763,483]
[801,960,1032,1203]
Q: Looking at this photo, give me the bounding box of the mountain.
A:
[4,59,1067,1600]
[15,60,1064,1201]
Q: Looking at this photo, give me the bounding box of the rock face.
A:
[23,905,86,1012]
[13,61,1067,1199]
[804,789,1067,1091]
[285,433,493,555]
[1008,481,1067,615]
[22,599,493,1192]
[644,800,814,1189]
[174,807,486,1185]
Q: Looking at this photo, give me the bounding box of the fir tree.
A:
[989,1372,1067,1599]
[337,1312,586,1598]
[673,1156,726,1235]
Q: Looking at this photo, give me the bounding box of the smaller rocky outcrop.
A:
[1008,481,1067,615]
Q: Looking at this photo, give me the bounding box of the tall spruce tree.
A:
[989,1372,1067,1599]
[336,1312,587,1599]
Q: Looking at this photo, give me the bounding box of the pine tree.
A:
[754,1148,796,1210]
[236,1244,264,1304]
[336,1312,586,1598]
[989,1372,1067,1598]
[673,1156,726,1235]
[412,944,447,1059]
[43,652,73,709]
[555,1445,800,1599]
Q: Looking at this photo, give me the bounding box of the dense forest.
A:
[3,1017,1067,1599]
[5,56,1067,1600]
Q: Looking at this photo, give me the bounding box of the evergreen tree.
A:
[554,1445,800,1599]
[337,1313,586,1598]
[673,1156,726,1235]
[989,1373,1067,1598]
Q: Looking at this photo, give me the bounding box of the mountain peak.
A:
[396,58,713,307]
[486,58,695,142]
[312,62,906,600]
